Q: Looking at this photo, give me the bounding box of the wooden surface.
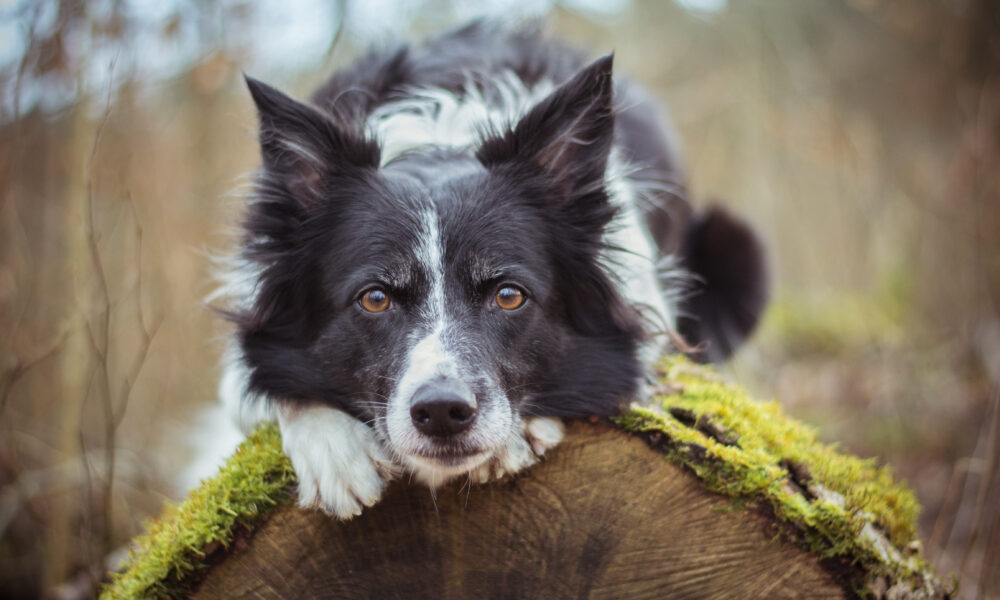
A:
[194,422,848,599]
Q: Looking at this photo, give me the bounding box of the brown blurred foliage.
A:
[0,0,998,597]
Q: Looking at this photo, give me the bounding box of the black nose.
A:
[410,384,477,438]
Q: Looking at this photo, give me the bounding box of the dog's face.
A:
[318,153,570,477]
[236,57,642,479]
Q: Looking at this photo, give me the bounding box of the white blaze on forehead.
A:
[403,206,451,384]
[418,207,446,321]
[386,206,459,441]
[383,201,516,473]
[402,324,459,388]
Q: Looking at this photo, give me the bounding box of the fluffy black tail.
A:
[676,205,769,363]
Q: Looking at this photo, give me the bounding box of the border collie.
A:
[216,22,767,519]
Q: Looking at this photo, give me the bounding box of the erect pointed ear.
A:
[476,54,615,197]
[244,75,380,207]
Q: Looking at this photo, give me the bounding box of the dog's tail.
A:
[676,205,769,363]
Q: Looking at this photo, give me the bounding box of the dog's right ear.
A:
[244,76,380,208]
[476,55,615,206]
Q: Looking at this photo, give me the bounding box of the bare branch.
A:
[0,333,67,412]
[81,50,119,568]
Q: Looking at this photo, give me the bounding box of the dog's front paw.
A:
[471,417,565,483]
[523,416,565,456]
[277,405,396,519]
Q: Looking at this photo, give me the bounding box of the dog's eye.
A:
[359,288,391,313]
[494,286,526,311]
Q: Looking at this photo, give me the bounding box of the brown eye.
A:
[494,286,525,311]
[359,288,391,313]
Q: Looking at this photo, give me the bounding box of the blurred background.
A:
[1,0,998,597]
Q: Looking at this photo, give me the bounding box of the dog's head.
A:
[234,56,642,480]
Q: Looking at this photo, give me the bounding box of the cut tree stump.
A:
[197,422,848,599]
[104,358,949,599]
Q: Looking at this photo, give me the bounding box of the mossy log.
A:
[105,359,949,599]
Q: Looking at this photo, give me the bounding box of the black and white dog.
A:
[217,22,767,518]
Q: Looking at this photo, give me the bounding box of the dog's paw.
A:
[277,405,397,519]
[471,417,565,483]
[523,416,565,456]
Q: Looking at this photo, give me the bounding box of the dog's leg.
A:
[471,417,565,483]
[277,404,396,519]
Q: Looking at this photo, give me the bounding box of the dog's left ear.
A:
[477,54,615,201]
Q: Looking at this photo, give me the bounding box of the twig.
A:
[82,50,118,570]
[76,363,98,582]
[960,385,1000,580]
[973,385,1000,598]
[9,1,41,123]
[0,333,67,413]
[322,0,348,66]
[113,193,162,429]
[978,489,1000,599]
[926,457,978,561]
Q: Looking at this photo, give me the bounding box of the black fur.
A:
[232,21,768,434]
[677,205,769,362]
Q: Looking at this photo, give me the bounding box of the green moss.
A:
[107,357,938,597]
[616,356,932,592]
[102,424,295,599]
